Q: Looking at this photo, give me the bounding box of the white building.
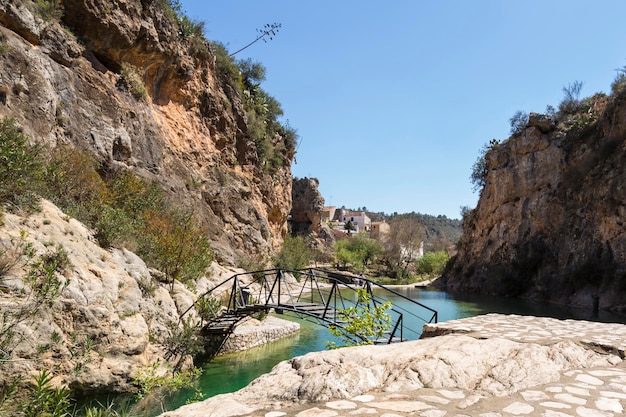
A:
[336,209,371,232]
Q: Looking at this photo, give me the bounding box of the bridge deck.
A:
[184,268,438,355]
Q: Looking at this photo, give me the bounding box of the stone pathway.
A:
[255,314,626,417]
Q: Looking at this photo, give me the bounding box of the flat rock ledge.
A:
[220,316,300,354]
[160,314,626,417]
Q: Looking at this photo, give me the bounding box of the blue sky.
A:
[181,1,626,219]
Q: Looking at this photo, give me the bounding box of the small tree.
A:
[416,251,450,277]
[140,210,213,293]
[273,234,311,270]
[384,218,424,277]
[326,289,392,349]
[559,80,584,115]
[509,110,529,136]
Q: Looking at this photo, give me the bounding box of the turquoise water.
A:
[82,287,626,416]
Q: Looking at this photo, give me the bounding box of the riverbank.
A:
[220,315,300,354]
[160,313,626,417]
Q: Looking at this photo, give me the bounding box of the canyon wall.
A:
[0,0,294,265]
[439,94,626,312]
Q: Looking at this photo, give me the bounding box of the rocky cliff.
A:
[0,199,299,395]
[0,0,294,265]
[439,92,626,312]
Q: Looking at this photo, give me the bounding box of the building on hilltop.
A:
[337,209,371,232]
[323,207,372,234]
[370,221,390,240]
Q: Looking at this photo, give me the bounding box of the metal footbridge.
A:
[180,268,438,356]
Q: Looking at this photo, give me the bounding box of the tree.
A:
[383,218,425,278]
[273,234,311,270]
[140,210,213,293]
[326,289,392,348]
[416,251,450,276]
[509,110,529,136]
[333,233,382,272]
[559,80,584,115]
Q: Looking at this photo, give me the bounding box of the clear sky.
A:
[180,0,626,219]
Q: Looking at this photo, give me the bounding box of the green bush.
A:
[139,210,214,292]
[415,251,450,276]
[0,117,45,211]
[212,42,242,89]
[21,370,71,417]
[117,63,147,101]
[162,318,205,370]
[43,145,107,221]
[93,205,134,249]
[178,15,204,39]
[333,233,382,272]
[326,289,392,348]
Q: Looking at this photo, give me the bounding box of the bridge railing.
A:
[181,268,438,343]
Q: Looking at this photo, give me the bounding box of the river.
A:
[84,287,626,416]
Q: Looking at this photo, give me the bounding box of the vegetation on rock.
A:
[0,121,214,295]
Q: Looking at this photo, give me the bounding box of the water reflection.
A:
[412,288,626,324]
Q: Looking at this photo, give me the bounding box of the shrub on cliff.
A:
[117,63,148,101]
[0,117,45,212]
[610,63,626,95]
[470,138,499,193]
[558,80,584,115]
[43,144,108,222]
[139,210,214,292]
[509,110,529,136]
[33,0,64,21]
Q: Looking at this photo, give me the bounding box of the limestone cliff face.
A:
[439,94,626,312]
[0,0,293,264]
[290,177,324,235]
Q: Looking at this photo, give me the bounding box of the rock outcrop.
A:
[289,177,336,260]
[290,177,325,235]
[0,0,294,265]
[159,314,626,417]
[0,200,299,393]
[439,94,626,312]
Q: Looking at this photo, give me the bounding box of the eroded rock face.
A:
[0,201,206,393]
[0,0,293,265]
[290,177,325,235]
[439,94,626,311]
[0,200,299,393]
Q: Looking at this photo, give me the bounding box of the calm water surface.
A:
[90,287,626,416]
